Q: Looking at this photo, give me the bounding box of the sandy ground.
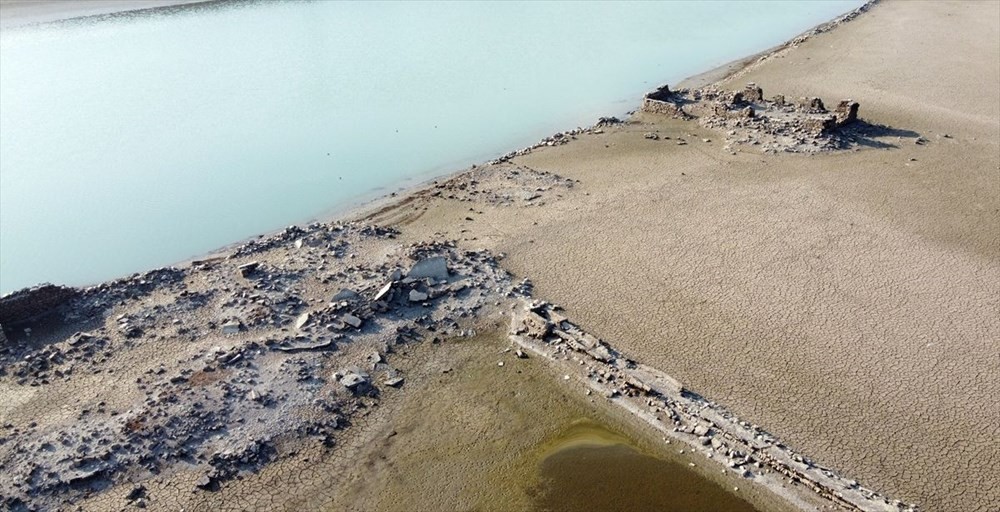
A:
[364,1,1000,510]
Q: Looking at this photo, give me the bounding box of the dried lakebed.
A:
[0,56,921,512]
[0,213,914,511]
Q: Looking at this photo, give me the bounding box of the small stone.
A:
[409,290,429,302]
[294,313,311,330]
[374,282,393,302]
[332,288,361,302]
[340,372,368,390]
[195,474,213,490]
[220,321,241,335]
[126,485,146,501]
[342,314,362,328]
[384,377,404,387]
[237,261,259,277]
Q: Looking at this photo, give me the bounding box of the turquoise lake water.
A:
[0,0,862,293]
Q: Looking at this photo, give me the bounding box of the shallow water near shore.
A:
[0,0,862,293]
[530,421,760,512]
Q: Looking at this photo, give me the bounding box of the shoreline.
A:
[0,0,876,298]
[2,0,997,510]
[0,0,221,28]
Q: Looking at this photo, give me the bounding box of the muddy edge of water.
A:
[321,331,805,512]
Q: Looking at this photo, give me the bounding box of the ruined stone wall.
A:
[0,284,79,328]
[640,97,688,118]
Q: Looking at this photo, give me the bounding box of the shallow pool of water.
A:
[0,0,862,293]
[531,421,759,512]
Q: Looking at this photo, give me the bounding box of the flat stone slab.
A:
[342,314,363,328]
[271,338,334,353]
[221,321,241,335]
[406,256,449,280]
[331,288,361,302]
[294,312,311,330]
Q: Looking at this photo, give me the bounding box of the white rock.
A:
[294,312,311,330]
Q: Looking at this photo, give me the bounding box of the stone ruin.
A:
[640,84,690,119]
[0,284,80,345]
[640,81,862,153]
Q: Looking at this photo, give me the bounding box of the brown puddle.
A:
[529,421,760,512]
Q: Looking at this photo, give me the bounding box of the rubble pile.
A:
[426,163,577,207]
[641,82,865,153]
[0,220,514,511]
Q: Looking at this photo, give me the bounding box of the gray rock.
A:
[407,256,448,280]
[237,261,259,277]
[409,290,428,302]
[332,288,361,302]
[195,474,213,490]
[384,377,404,387]
[340,373,367,389]
[221,320,241,335]
[342,314,362,328]
[126,485,146,502]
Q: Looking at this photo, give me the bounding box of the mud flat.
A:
[2,0,998,511]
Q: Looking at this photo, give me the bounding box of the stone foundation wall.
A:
[0,284,79,328]
[640,98,687,118]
